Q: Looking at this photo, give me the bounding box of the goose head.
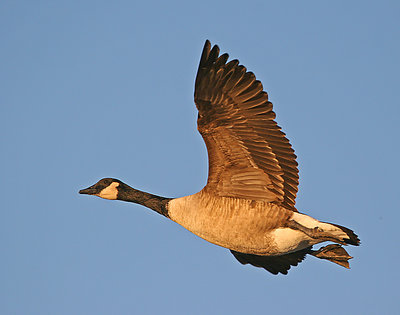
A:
[79,178,170,216]
[79,178,123,200]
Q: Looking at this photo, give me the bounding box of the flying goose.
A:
[80,40,360,275]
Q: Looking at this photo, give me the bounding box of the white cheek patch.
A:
[97,182,120,200]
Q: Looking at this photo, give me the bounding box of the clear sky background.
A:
[1,1,399,314]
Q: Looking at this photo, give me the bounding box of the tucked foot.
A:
[309,244,353,268]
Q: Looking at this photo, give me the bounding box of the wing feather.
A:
[195,40,299,211]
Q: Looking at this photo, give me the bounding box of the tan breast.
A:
[167,190,293,255]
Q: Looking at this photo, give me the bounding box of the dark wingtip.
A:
[199,40,211,68]
[198,40,221,68]
[208,43,220,63]
[196,40,219,91]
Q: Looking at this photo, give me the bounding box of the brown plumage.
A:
[79,40,360,275]
[195,41,299,210]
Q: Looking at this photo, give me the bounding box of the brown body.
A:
[168,190,294,255]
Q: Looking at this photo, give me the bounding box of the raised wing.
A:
[194,40,299,211]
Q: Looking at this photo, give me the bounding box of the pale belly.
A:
[167,192,316,256]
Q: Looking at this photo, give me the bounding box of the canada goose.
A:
[80,40,360,275]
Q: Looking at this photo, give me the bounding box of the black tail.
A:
[329,223,360,246]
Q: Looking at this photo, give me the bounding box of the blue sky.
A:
[1,1,399,314]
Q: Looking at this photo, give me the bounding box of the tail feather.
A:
[328,223,360,246]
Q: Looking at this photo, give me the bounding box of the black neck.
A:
[117,183,171,218]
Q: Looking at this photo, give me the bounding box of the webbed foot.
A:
[309,244,353,268]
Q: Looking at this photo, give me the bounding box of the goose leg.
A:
[309,244,353,268]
